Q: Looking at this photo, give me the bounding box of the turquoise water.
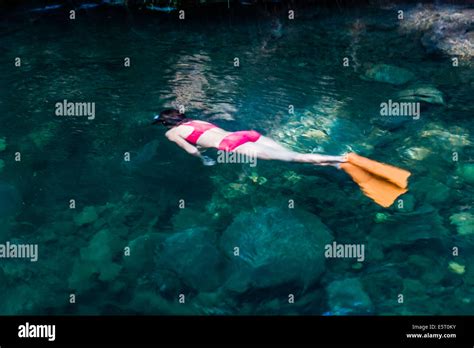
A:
[0,4,473,315]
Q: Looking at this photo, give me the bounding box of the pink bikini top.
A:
[181,120,218,144]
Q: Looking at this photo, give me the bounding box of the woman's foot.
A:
[315,155,347,168]
[322,155,347,163]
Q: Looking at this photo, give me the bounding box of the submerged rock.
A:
[457,164,474,185]
[420,124,472,148]
[283,171,302,184]
[369,205,449,248]
[374,212,392,223]
[326,278,372,315]
[0,183,21,217]
[270,106,343,153]
[222,182,250,200]
[449,261,466,275]
[400,5,474,59]
[463,256,474,286]
[404,147,431,161]
[247,172,267,185]
[450,213,474,236]
[396,194,416,212]
[302,129,329,142]
[220,207,333,292]
[396,85,445,105]
[69,229,123,291]
[170,208,217,231]
[155,228,227,292]
[361,270,404,309]
[74,206,99,226]
[407,254,445,285]
[400,278,439,314]
[362,64,414,85]
[424,181,450,204]
[124,233,163,273]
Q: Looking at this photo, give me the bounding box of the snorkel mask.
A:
[152,109,186,126]
[151,114,161,125]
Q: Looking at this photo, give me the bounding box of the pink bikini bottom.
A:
[218,130,261,151]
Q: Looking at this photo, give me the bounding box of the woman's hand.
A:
[201,155,216,166]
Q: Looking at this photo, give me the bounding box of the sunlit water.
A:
[0,4,473,315]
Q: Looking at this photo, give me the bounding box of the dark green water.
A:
[0,4,473,315]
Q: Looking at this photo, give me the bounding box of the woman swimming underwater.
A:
[152,109,411,208]
[152,109,346,167]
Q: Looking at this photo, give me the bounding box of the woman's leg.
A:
[255,136,345,163]
[255,136,293,152]
[233,137,345,165]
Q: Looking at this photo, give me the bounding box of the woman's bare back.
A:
[175,121,230,149]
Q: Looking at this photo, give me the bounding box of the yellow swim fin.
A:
[345,153,411,189]
[340,153,411,208]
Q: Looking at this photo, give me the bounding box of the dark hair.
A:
[152,109,187,127]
